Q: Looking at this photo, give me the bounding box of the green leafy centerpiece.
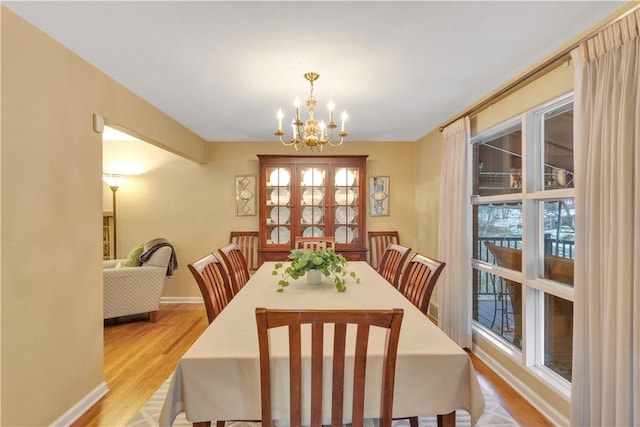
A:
[272,249,360,292]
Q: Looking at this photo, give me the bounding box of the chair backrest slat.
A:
[352,324,370,426]
[289,324,302,426]
[310,322,323,426]
[331,323,347,426]
[218,242,251,294]
[398,253,446,315]
[255,308,403,427]
[377,243,412,288]
[295,236,336,251]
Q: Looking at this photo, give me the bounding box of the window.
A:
[471,94,574,387]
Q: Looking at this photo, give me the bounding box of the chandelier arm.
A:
[278,135,299,147]
[325,136,345,147]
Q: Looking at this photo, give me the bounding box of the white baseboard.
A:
[50,381,109,427]
[160,296,204,304]
[473,345,570,427]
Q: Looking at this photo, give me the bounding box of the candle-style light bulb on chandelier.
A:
[275,72,347,152]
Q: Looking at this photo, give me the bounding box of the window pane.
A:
[544,293,573,381]
[542,199,575,285]
[544,106,574,190]
[473,268,522,349]
[474,203,522,269]
[473,124,522,196]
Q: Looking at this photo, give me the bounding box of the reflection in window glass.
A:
[473,268,522,349]
[544,293,573,381]
[473,124,522,196]
[542,199,575,285]
[544,106,574,190]
[473,204,522,262]
[542,199,575,257]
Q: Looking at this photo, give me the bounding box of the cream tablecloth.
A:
[159,262,484,426]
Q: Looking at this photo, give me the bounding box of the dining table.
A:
[159,261,485,426]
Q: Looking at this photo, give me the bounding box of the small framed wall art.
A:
[370,176,390,216]
[235,175,256,216]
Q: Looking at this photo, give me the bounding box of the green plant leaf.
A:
[274,249,359,293]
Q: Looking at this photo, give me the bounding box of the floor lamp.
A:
[102,173,128,259]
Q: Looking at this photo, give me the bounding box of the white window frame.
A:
[470,92,575,397]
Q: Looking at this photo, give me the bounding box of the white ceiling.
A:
[5,1,625,143]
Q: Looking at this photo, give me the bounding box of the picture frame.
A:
[235,175,256,216]
[370,176,390,216]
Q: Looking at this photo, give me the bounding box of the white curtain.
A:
[438,116,472,348]
[571,9,640,426]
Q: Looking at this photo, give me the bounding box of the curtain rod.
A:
[438,3,640,133]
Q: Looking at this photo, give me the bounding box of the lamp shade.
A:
[103,173,128,189]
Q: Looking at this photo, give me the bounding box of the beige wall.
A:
[1,8,206,426]
[114,140,417,298]
[472,62,574,134]
[414,128,444,258]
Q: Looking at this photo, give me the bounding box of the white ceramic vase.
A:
[306,269,322,285]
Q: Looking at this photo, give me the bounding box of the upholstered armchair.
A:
[103,245,173,322]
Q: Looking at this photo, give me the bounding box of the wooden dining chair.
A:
[294,236,335,251]
[368,231,400,270]
[229,231,259,273]
[391,253,444,427]
[218,242,251,295]
[188,253,234,324]
[255,307,404,427]
[377,243,412,288]
[398,253,446,315]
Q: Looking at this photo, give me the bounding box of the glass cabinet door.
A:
[258,155,367,263]
[333,167,360,245]
[299,166,327,238]
[265,167,292,246]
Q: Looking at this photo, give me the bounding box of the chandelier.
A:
[275,72,347,152]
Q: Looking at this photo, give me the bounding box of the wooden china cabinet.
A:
[257,155,368,263]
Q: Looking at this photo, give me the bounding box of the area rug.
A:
[128,375,519,427]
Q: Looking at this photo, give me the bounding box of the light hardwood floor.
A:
[73,303,552,427]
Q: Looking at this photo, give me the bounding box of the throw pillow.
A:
[123,243,144,267]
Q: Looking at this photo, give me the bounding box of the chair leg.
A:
[192,422,224,427]
[409,416,419,427]
[149,311,158,322]
[437,411,455,427]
